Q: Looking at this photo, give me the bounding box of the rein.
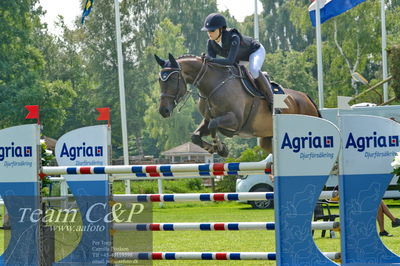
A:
[196,62,243,111]
[192,59,208,87]
[193,59,254,134]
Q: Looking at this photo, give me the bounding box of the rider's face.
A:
[207,29,220,41]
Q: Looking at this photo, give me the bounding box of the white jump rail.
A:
[42,162,269,175]
[112,221,339,231]
[111,251,341,261]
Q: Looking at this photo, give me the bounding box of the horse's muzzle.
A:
[159,106,172,118]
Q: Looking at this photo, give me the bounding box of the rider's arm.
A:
[206,40,217,58]
[210,34,240,65]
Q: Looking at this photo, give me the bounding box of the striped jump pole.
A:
[111,192,274,202]
[112,191,337,202]
[112,252,277,260]
[111,252,341,261]
[111,221,339,231]
[42,162,270,176]
[110,170,269,179]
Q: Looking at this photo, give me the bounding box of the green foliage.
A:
[143,19,196,152]
[259,0,314,52]
[40,139,55,196]
[0,1,75,136]
[264,50,317,99]
[215,175,237,193]
[216,146,268,192]
[287,0,400,107]
[222,137,257,159]
[113,178,206,194]
[226,146,268,163]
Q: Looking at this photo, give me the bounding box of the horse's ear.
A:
[168,53,179,68]
[154,54,166,67]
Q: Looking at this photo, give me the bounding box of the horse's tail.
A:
[306,94,322,118]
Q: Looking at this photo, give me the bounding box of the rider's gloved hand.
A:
[204,55,214,62]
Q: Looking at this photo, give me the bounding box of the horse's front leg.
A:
[209,128,229,157]
[191,119,215,153]
[208,112,241,157]
[208,111,240,131]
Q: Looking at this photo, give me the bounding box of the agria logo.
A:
[345,132,399,152]
[59,143,103,161]
[0,143,32,161]
[280,132,334,153]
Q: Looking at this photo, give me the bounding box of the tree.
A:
[144,19,196,152]
[0,0,75,136]
[264,49,317,99]
[38,17,100,136]
[256,0,314,52]
[288,0,400,107]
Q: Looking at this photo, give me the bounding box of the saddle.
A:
[237,65,285,98]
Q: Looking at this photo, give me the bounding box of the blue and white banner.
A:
[55,125,111,265]
[274,114,340,177]
[339,115,400,264]
[0,124,40,184]
[309,0,366,27]
[55,125,110,182]
[273,115,340,265]
[0,124,41,265]
[340,115,399,175]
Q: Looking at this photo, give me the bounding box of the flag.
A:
[97,107,110,126]
[25,105,40,124]
[309,0,366,27]
[81,0,94,24]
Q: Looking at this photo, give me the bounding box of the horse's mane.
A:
[177,54,231,70]
[177,54,200,60]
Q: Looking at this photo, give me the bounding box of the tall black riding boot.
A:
[254,73,276,113]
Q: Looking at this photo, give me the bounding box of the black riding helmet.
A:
[201,13,227,31]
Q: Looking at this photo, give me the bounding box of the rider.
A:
[201,13,274,111]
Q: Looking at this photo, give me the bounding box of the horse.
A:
[154,53,320,157]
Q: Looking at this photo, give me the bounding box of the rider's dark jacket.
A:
[206,28,260,65]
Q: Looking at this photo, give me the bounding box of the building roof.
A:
[161,142,210,156]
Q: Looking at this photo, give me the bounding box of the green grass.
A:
[1,201,400,265]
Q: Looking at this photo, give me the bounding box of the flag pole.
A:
[315,0,324,109]
[381,0,388,102]
[114,0,130,194]
[254,0,259,40]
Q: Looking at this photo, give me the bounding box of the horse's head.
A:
[154,53,188,118]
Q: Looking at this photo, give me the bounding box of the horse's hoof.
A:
[191,134,203,146]
[205,147,215,154]
[217,143,229,157]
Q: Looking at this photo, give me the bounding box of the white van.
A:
[236,174,274,209]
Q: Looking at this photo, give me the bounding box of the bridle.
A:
[159,66,187,106]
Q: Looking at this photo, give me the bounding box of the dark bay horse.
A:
[155,53,320,157]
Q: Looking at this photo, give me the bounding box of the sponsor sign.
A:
[339,115,400,264]
[274,114,340,176]
[0,124,40,265]
[55,125,110,181]
[273,115,340,265]
[0,124,40,183]
[339,115,400,175]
